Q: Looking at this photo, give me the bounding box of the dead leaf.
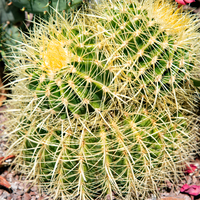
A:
[0,155,15,167]
[0,155,15,190]
[0,176,11,189]
[0,77,6,107]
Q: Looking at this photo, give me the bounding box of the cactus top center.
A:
[41,40,73,74]
[152,1,191,36]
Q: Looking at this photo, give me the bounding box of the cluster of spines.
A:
[14,16,139,123]
[96,0,199,109]
[8,108,197,199]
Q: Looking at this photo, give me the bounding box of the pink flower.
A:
[175,0,195,5]
[181,184,200,196]
[185,164,197,174]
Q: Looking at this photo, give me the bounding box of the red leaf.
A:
[180,184,190,192]
[180,184,200,196]
[0,176,11,189]
[175,0,195,5]
[185,164,197,174]
[0,155,15,165]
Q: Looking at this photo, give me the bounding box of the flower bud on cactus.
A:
[3,0,200,199]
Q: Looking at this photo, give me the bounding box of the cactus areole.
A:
[4,0,200,199]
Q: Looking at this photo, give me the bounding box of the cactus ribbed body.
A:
[19,21,119,120]
[12,109,195,199]
[3,0,200,199]
[96,1,199,107]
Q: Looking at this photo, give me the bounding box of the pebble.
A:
[11,193,20,199]
[38,196,44,200]
[29,191,36,196]
[161,197,190,200]
[1,191,9,198]
[18,182,25,190]
[11,182,18,190]
[14,175,19,181]
[24,193,32,200]
[14,189,24,196]
[24,183,32,192]
[31,186,38,192]
[1,170,8,178]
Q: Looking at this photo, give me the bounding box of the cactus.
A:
[93,0,200,109]
[6,106,198,199]
[4,14,135,122]
[12,0,86,14]
[3,0,200,199]
[0,0,25,52]
[0,0,24,25]
[12,23,115,120]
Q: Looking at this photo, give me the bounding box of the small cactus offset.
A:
[3,0,200,199]
[0,0,25,51]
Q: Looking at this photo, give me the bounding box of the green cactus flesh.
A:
[4,0,200,199]
[12,0,86,13]
[0,0,24,24]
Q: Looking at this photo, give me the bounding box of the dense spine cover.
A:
[3,0,200,199]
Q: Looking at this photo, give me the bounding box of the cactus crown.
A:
[151,1,193,36]
[41,40,74,73]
